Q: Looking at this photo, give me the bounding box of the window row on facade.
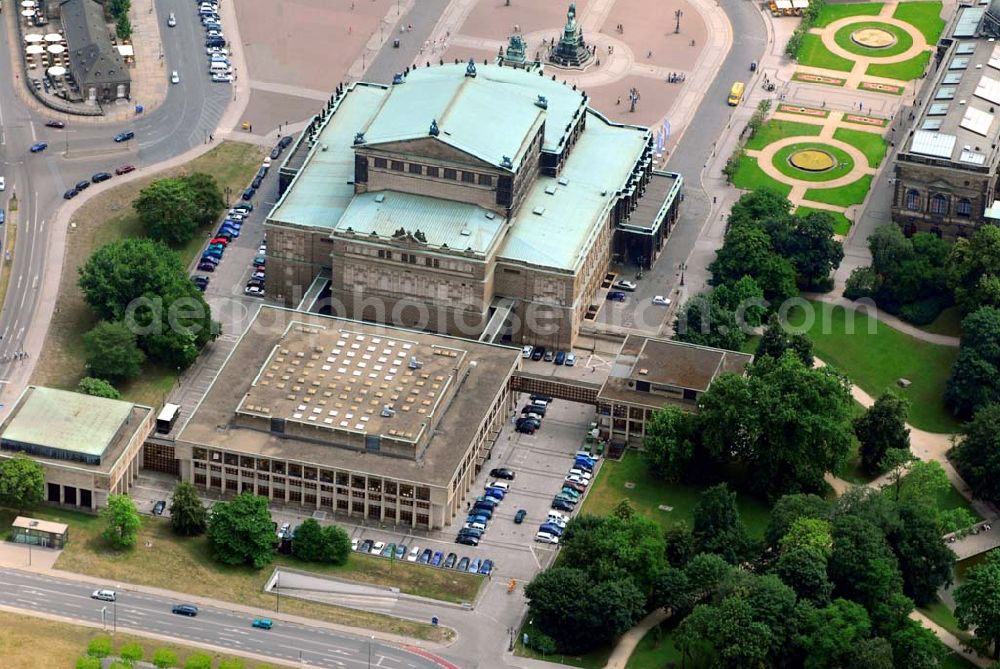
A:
[370,157,495,187]
[345,244,472,273]
[903,190,974,217]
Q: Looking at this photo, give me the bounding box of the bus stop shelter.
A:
[11,516,68,549]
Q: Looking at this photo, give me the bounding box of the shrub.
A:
[87,636,112,658]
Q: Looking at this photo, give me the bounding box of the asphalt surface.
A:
[0,0,229,389]
[365,0,451,84]
[0,567,444,668]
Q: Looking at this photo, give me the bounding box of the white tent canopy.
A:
[44,33,62,42]
[47,65,66,76]
[25,44,44,54]
[47,44,65,54]
[24,33,43,42]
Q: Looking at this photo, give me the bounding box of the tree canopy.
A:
[291,519,352,564]
[100,494,141,549]
[756,312,814,366]
[0,454,45,512]
[691,483,755,564]
[169,481,207,536]
[955,549,1000,659]
[853,392,910,477]
[945,307,1000,419]
[134,174,225,245]
[82,321,145,383]
[950,402,1000,502]
[946,223,1000,314]
[76,376,122,399]
[206,492,277,568]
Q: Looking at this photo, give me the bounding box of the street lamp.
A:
[674,9,683,34]
[274,574,280,613]
[368,635,374,668]
[27,520,38,566]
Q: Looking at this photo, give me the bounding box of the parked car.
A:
[197,261,217,272]
[607,290,626,302]
[652,295,672,306]
[531,346,545,361]
[91,172,112,183]
[191,275,209,291]
[30,142,48,153]
[370,541,385,555]
[63,188,78,199]
[395,544,406,560]
[468,558,481,574]
[210,236,230,246]
[514,509,527,524]
[431,551,444,567]
[456,534,479,546]
[479,559,494,576]
[256,166,268,179]
[418,548,433,564]
[543,350,554,362]
[359,539,373,553]
[251,176,263,189]
[279,135,293,149]
[444,552,458,569]
[490,467,515,480]
[380,543,395,558]
[251,618,272,630]
[114,131,135,143]
[534,531,559,545]
[540,523,565,537]
[407,545,421,562]
[515,422,536,434]
[521,345,533,358]
[75,180,90,191]
[45,120,65,128]
[352,538,359,551]
[91,589,116,602]
[614,279,637,292]
[253,254,266,266]
[552,498,575,512]
[231,202,253,213]
[242,187,255,201]
[115,164,136,175]
[484,487,506,501]
[565,353,577,366]
[152,500,166,515]
[171,70,180,84]
[167,12,176,26]
[456,556,471,571]
[211,73,233,83]
[171,604,199,616]
[554,351,566,365]
[270,147,281,160]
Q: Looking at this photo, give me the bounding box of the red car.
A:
[209,237,229,246]
[115,164,136,175]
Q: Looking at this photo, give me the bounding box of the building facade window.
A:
[408,163,422,174]
[443,168,457,180]
[461,171,476,183]
[425,257,440,268]
[905,190,921,211]
[930,194,949,215]
[478,174,493,186]
[957,198,973,217]
[390,161,404,172]
[426,166,439,177]
[373,158,387,168]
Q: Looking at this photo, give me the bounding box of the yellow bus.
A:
[728,81,745,106]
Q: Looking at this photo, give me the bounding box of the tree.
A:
[291,518,326,562]
[709,223,799,303]
[108,0,130,18]
[765,493,831,549]
[868,224,914,275]
[151,648,178,669]
[323,524,353,565]
[673,293,747,352]
[83,321,145,382]
[711,275,767,328]
[643,406,699,482]
[530,632,557,656]
[115,13,131,40]
[951,403,1000,502]
[947,223,1000,313]
[651,565,692,615]
[889,619,949,669]
[77,376,122,399]
[954,550,1000,659]
[87,636,113,658]
[101,494,142,549]
[683,552,733,603]
[560,514,666,594]
[853,392,911,477]
[183,173,226,226]
[169,481,207,536]
[183,652,213,669]
[0,454,45,511]
[612,499,634,520]
[755,312,813,366]
[524,567,645,653]
[134,178,200,245]
[781,211,844,290]
[663,521,696,567]
[779,517,832,556]
[675,596,773,667]
[775,545,833,605]
[792,598,872,669]
[206,492,277,568]
[699,353,854,500]
[946,307,1000,418]
[119,642,144,665]
[728,189,792,228]
[890,500,955,606]
[691,483,755,564]
[77,657,101,669]
[846,637,895,669]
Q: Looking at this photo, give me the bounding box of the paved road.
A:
[0,567,445,668]
[0,0,229,394]
[365,0,450,84]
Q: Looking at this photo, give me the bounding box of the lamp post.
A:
[368,635,374,668]
[674,9,683,33]
[27,520,38,566]
[274,574,280,613]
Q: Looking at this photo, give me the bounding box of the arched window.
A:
[957,198,973,217]
[930,194,949,215]
[905,190,921,210]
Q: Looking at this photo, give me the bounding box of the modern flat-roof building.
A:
[12,516,69,550]
[892,2,1000,237]
[0,387,154,509]
[59,0,131,104]
[597,336,753,445]
[173,305,519,529]
[267,60,682,350]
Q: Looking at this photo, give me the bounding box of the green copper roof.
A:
[1,386,135,458]
[499,111,649,271]
[268,83,390,229]
[361,63,587,168]
[335,190,506,257]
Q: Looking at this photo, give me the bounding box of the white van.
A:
[486,480,510,491]
[548,510,569,524]
[209,61,229,73]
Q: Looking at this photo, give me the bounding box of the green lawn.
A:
[894,1,945,43]
[772,143,856,182]
[795,206,852,235]
[625,622,682,669]
[943,654,980,669]
[2,506,459,642]
[784,301,960,433]
[833,127,888,168]
[813,2,884,27]
[515,619,611,668]
[745,120,822,151]
[920,305,963,338]
[797,33,857,72]
[804,175,873,207]
[579,451,772,539]
[834,21,913,58]
[866,51,931,81]
[920,600,973,644]
[731,156,793,198]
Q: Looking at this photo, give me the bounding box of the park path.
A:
[602,610,670,669]
[802,292,961,347]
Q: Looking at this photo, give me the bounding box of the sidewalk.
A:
[602,610,669,669]
[803,292,960,347]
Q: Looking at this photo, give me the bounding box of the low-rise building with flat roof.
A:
[267,60,682,350]
[12,516,69,549]
[174,305,520,529]
[597,336,753,445]
[0,387,154,509]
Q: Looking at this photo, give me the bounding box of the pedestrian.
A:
[616,96,621,105]
[647,49,652,58]
[209,133,214,141]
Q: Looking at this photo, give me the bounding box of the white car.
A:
[91,589,117,602]
[565,353,576,366]
[262,156,272,167]
[0,176,5,191]
[212,73,233,83]
[406,545,421,562]
[170,70,180,84]
[547,511,569,524]
[535,531,559,545]
[614,279,637,292]
[565,475,589,487]
[370,541,385,555]
[244,284,264,296]
[521,345,533,359]
[486,480,510,491]
[351,538,359,551]
[568,468,592,480]
[545,516,568,529]
[652,295,672,306]
[167,12,176,26]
